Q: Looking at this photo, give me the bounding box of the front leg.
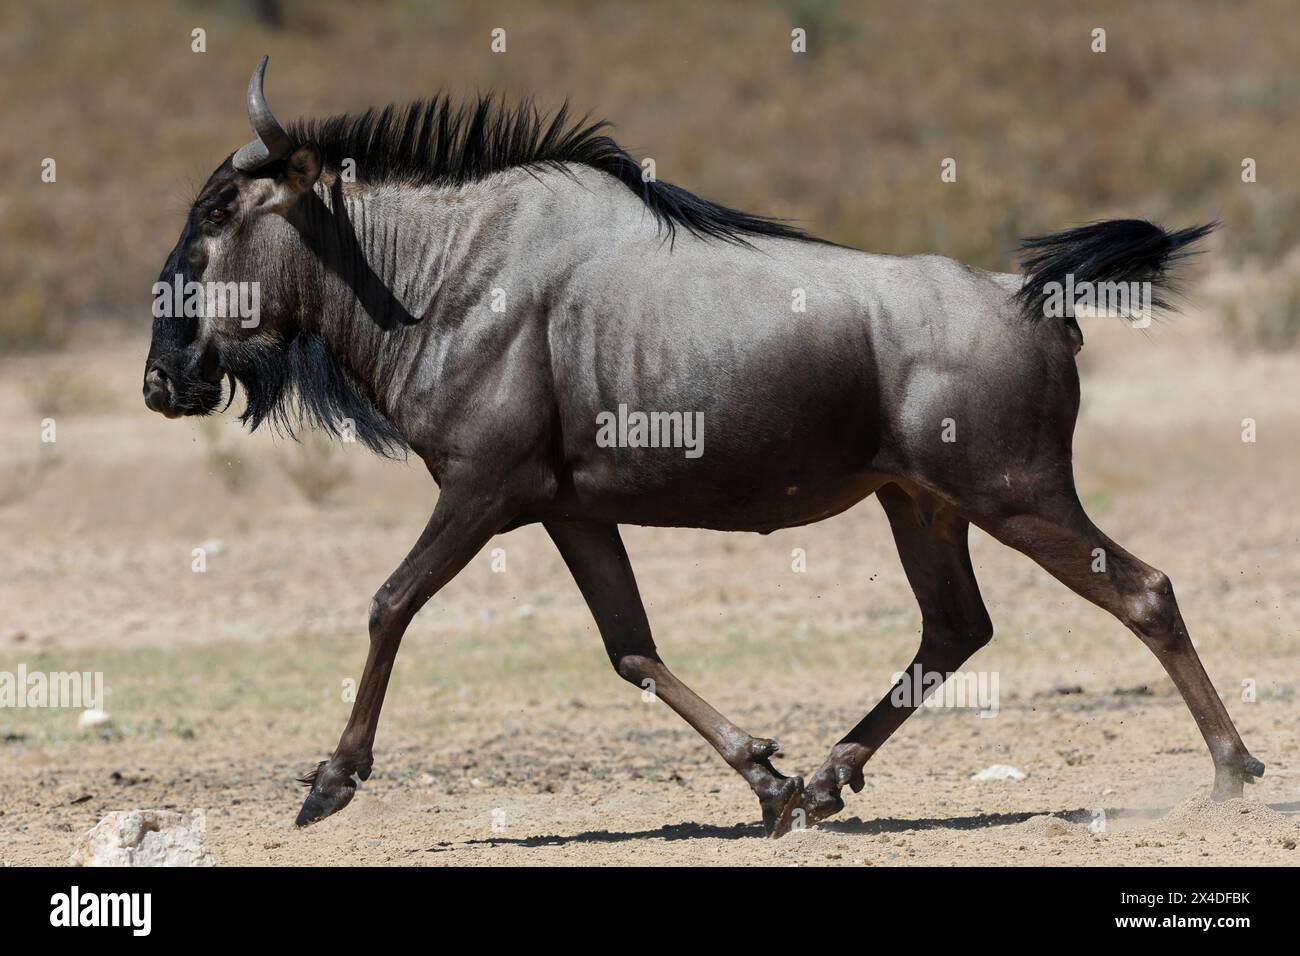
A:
[547,519,803,837]
[295,480,507,827]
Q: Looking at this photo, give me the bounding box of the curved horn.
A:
[232,55,293,172]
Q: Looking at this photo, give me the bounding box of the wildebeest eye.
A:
[206,207,226,224]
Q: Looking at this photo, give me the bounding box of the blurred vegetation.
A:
[198,416,252,492]
[3,0,1300,350]
[280,430,351,503]
[1219,272,1300,350]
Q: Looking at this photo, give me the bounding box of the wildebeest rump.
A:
[143,58,1262,837]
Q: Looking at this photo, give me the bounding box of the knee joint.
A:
[1125,570,1181,644]
[612,653,659,687]
[368,588,400,641]
[920,612,993,657]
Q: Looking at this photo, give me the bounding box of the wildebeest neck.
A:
[282,173,522,449]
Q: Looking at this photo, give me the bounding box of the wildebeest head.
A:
[143,56,322,420]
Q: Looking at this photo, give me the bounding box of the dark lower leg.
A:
[987,502,1262,797]
[615,652,802,833]
[296,599,408,824]
[1140,600,1262,795]
[297,496,502,826]
[802,638,981,821]
[547,519,802,836]
[803,486,992,821]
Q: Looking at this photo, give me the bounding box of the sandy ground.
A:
[1,305,1298,866]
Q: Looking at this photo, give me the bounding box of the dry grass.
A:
[279,430,351,504]
[18,363,115,417]
[4,0,1300,350]
[1221,280,1300,350]
[198,416,253,493]
[1205,247,1300,350]
[0,448,61,510]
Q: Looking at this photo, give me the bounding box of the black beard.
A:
[172,376,225,417]
[219,332,407,458]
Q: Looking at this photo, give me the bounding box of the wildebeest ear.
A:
[282,142,322,195]
[264,143,322,210]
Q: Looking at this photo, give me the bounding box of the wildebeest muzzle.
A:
[143,341,225,418]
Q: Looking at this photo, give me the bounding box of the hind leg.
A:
[547,519,804,837]
[802,483,993,822]
[973,488,1262,797]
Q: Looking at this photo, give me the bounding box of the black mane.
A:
[287,96,818,245]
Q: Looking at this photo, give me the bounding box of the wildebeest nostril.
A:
[143,366,176,416]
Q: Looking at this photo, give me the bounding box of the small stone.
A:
[971,764,1027,781]
[71,809,215,867]
[78,709,113,732]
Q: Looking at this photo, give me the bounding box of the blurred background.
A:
[2,2,1299,866]
[4,0,1300,350]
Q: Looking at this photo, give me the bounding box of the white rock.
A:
[970,764,1027,781]
[71,809,215,867]
[77,709,112,731]
[198,538,226,556]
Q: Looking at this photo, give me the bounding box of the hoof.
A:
[762,775,805,839]
[294,760,358,827]
[800,757,864,824]
[1210,756,1265,801]
[799,786,844,824]
[800,775,847,823]
[295,788,354,827]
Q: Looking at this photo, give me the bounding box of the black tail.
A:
[1013,219,1217,322]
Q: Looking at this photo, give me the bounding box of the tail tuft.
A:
[1013,219,1217,322]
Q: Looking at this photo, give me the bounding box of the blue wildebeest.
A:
[143,58,1262,836]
